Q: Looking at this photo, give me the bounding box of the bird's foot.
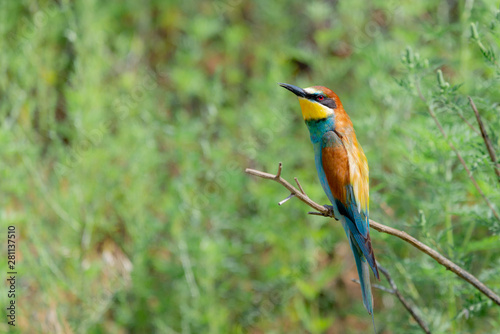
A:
[307,205,338,220]
[323,205,338,220]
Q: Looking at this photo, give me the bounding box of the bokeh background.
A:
[1,0,500,333]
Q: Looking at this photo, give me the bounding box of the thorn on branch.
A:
[278,193,295,206]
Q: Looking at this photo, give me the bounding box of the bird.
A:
[279,83,379,323]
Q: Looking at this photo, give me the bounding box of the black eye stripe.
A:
[306,93,337,109]
[306,93,325,99]
[321,98,337,109]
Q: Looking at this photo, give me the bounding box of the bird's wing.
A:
[339,127,369,234]
[321,130,378,279]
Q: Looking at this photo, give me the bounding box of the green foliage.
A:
[0,0,499,333]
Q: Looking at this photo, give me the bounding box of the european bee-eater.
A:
[279,83,379,318]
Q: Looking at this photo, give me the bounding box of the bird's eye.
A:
[317,95,324,101]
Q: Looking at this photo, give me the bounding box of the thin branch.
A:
[378,265,431,334]
[351,279,395,294]
[278,193,295,206]
[456,110,481,136]
[245,165,328,214]
[276,162,283,179]
[294,177,306,195]
[468,96,500,182]
[368,218,500,306]
[354,265,431,332]
[415,82,500,222]
[245,164,500,306]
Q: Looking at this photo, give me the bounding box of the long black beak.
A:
[278,83,306,98]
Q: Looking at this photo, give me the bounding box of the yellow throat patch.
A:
[298,97,334,121]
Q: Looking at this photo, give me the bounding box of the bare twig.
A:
[378,265,431,334]
[245,164,500,306]
[456,110,481,136]
[468,96,500,182]
[276,162,283,179]
[415,82,500,222]
[294,177,306,195]
[368,219,500,306]
[278,193,295,206]
[351,279,394,294]
[354,266,431,333]
[246,165,328,214]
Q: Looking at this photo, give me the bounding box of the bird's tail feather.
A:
[348,234,374,315]
[350,236,377,332]
[342,221,376,332]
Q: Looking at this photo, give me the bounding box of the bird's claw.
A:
[323,205,338,220]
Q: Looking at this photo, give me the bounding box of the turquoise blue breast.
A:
[305,117,335,143]
[306,116,341,218]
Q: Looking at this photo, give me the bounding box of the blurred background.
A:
[1,0,500,333]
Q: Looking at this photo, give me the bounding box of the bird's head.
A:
[279,83,342,121]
